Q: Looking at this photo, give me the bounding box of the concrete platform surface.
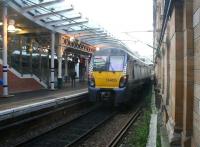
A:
[0,82,88,120]
[146,114,158,147]
[160,125,170,147]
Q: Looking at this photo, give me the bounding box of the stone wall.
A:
[193,0,200,146]
[154,0,195,146]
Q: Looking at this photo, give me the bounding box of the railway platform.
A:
[0,81,88,120]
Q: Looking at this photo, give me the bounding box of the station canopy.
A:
[6,0,133,52]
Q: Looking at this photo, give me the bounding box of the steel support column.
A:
[50,32,55,90]
[64,52,68,82]
[57,56,62,88]
[85,57,89,79]
[2,2,8,96]
[57,36,63,89]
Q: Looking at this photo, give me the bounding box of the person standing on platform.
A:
[69,60,76,88]
[71,70,76,88]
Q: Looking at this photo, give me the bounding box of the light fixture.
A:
[8,19,16,33]
[69,36,74,42]
[96,47,100,51]
[0,22,3,26]
[15,28,22,32]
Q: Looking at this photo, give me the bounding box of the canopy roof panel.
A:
[5,0,153,65]
[7,0,132,50]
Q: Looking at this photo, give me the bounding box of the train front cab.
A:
[88,72,128,106]
[88,53,128,106]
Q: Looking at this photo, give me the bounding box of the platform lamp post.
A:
[2,2,8,96]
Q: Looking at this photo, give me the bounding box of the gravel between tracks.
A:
[79,106,138,147]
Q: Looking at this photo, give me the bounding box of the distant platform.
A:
[0,81,88,120]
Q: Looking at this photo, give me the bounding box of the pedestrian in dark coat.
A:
[71,70,76,87]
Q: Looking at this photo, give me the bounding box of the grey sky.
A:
[68,0,153,60]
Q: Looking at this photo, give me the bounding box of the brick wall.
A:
[0,65,44,95]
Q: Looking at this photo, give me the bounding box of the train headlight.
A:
[89,75,95,87]
[90,79,95,87]
[119,75,128,88]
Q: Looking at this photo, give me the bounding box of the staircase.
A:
[0,36,50,94]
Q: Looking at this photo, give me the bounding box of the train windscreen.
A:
[109,56,124,71]
[93,56,108,71]
[93,55,124,71]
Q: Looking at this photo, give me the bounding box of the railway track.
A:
[19,104,142,147]
[0,93,93,147]
[19,106,117,147]
[107,105,142,147]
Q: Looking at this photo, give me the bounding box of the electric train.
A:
[88,48,152,106]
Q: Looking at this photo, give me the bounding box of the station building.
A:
[0,0,127,96]
[154,0,200,146]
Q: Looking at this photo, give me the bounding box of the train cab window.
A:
[93,56,108,71]
[109,56,124,71]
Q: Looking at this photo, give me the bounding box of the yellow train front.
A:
[88,48,152,106]
[88,48,130,106]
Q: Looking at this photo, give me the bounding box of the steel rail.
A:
[0,91,88,120]
[0,96,88,131]
[0,93,92,146]
[107,105,142,147]
[20,104,116,147]
[67,110,117,147]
